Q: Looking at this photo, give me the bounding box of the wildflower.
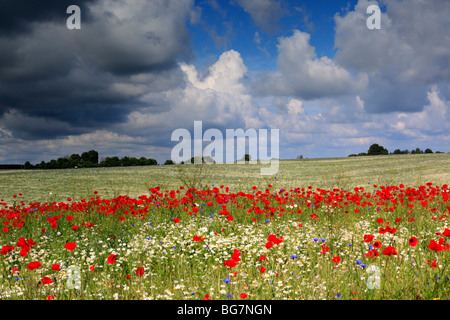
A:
[27,261,42,271]
[409,237,418,247]
[382,246,397,256]
[107,254,116,264]
[41,277,54,285]
[332,256,341,263]
[64,242,77,251]
[136,267,145,277]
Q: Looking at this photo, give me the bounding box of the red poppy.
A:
[27,261,42,270]
[41,276,54,285]
[409,237,418,247]
[232,249,241,262]
[376,218,384,224]
[427,259,438,268]
[373,241,382,249]
[66,216,74,221]
[259,266,266,273]
[227,215,234,221]
[320,244,329,254]
[173,218,180,223]
[107,254,116,264]
[428,240,444,252]
[1,245,14,255]
[52,264,60,271]
[224,259,237,268]
[89,265,95,271]
[265,241,273,249]
[382,246,397,256]
[332,256,341,263]
[363,234,375,242]
[443,228,450,237]
[240,293,248,299]
[136,267,145,277]
[64,242,77,251]
[193,235,205,242]
[258,255,267,261]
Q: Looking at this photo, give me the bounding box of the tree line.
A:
[23,150,158,169]
[349,144,445,157]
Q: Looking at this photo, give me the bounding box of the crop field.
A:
[1,153,450,300]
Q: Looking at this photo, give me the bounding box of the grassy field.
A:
[1,153,450,205]
[1,153,450,300]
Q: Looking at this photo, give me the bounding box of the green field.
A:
[1,153,449,205]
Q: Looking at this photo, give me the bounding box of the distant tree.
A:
[121,156,131,166]
[129,157,139,166]
[358,152,368,156]
[348,154,357,157]
[368,144,388,155]
[99,156,121,167]
[436,151,443,154]
[81,150,99,165]
[37,161,46,169]
[138,157,148,166]
[24,161,33,169]
[47,159,57,169]
[147,158,157,165]
[244,154,251,162]
[424,148,433,154]
[411,148,423,154]
[164,160,175,165]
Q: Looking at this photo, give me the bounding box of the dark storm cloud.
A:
[0,0,96,35]
[0,0,195,140]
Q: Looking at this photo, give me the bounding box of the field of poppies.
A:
[1,172,450,300]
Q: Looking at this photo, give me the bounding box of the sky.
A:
[0,0,450,165]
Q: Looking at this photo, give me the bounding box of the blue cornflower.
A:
[227,294,232,299]
[223,278,231,284]
[320,238,326,242]
[348,243,352,247]
[266,220,270,223]
[356,259,362,265]
[290,254,298,259]
[335,292,342,299]
[14,277,19,281]
[360,264,366,268]
[313,238,319,242]
[146,237,151,240]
